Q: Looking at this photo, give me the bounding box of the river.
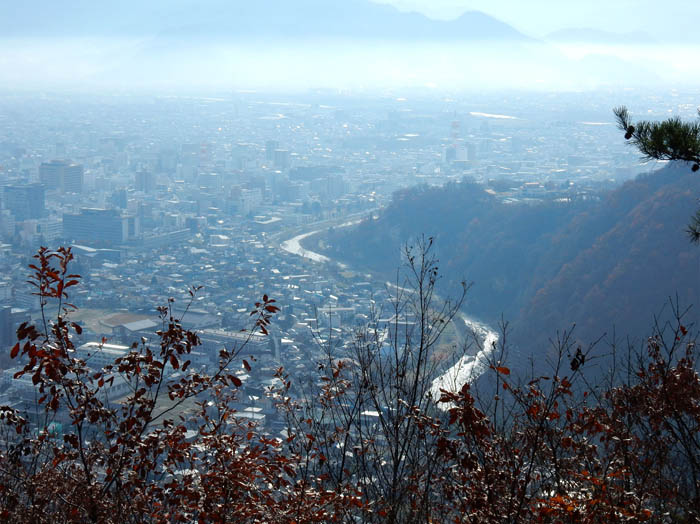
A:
[280,230,330,263]
[429,314,499,399]
[279,227,499,395]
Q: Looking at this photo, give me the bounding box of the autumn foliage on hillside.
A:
[323,166,700,357]
[0,247,698,522]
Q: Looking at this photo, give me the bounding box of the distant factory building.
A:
[63,208,137,247]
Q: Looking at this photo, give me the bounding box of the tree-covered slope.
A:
[518,168,700,349]
[323,165,700,354]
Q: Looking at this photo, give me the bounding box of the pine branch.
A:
[614,105,700,170]
[615,106,700,244]
[687,209,700,244]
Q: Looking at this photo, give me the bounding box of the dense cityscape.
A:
[0,88,691,435]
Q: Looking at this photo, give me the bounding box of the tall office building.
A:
[0,306,11,349]
[110,189,128,209]
[273,149,290,170]
[265,140,279,162]
[39,160,84,193]
[135,171,156,193]
[2,184,46,221]
[63,163,83,193]
[39,160,65,189]
[0,211,15,239]
[0,281,11,302]
[36,217,63,242]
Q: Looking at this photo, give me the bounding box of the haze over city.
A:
[0,1,699,521]
[1,0,699,91]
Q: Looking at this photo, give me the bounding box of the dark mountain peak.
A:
[444,10,530,40]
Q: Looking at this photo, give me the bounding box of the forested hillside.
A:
[322,165,700,358]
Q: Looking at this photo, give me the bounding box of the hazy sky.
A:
[377,0,699,38]
[1,0,698,92]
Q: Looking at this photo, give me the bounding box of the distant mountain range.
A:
[0,0,529,41]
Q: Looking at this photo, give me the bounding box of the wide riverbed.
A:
[280,227,499,393]
[280,230,330,263]
[429,314,499,399]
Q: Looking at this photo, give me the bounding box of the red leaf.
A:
[169,354,179,370]
[243,359,251,372]
[495,366,510,375]
[231,375,242,387]
[10,343,19,359]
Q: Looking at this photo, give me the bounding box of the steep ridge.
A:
[323,165,700,361]
[518,167,700,351]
